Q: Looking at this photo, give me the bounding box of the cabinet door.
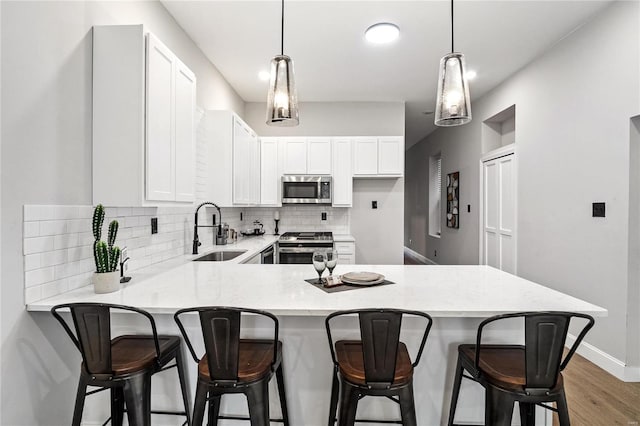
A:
[233,118,250,204]
[174,61,196,202]
[332,138,352,207]
[378,137,404,175]
[249,131,260,204]
[260,138,281,206]
[353,137,378,175]
[282,138,307,174]
[307,137,332,175]
[146,33,175,201]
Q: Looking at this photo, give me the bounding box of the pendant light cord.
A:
[451,0,454,53]
[281,0,285,55]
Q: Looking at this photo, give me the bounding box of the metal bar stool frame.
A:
[174,306,290,426]
[325,308,434,426]
[447,311,595,426]
[51,302,192,426]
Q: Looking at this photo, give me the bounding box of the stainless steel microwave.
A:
[282,176,332,204]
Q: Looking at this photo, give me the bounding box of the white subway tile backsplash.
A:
[24,254,41,271]
[24,236,55,255]
[24,222,40,238]
[25,267,54,287]
[40,220,67,236]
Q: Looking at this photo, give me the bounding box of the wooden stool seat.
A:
[335,340,413,386]
[198,339,281,382]
[105,335,181,375]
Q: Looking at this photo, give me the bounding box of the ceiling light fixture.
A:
[434,0,472,127]
[258,70,271,81]
[266,0,299,126]
[365,22,400,44]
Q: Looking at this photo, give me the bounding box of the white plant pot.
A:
[93,271,120,294]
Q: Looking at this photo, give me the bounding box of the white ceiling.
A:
[162,0,611,148]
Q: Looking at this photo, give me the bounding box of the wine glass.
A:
[325,249,338,277]
[312,251,327,284]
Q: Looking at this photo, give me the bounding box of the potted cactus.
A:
[92,204,121,293]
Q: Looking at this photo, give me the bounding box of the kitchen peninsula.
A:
[26,243,606,426]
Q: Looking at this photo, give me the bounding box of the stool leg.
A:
[337,380,359,426]
[246,379,270,426]
[123,372,151,426]
[192,380,209,426]
[447,355,463,426]
[71,375,88,426]
[485,387,514,426]
[519,402,536,426]
[556,389,571,426]
[398,384,417,426]
[207,395,220,426]
[110,387,125,426]
[275,361,290,426]
[328,368,339,426]
[175,347,192,426]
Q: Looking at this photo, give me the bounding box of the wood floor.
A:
[554,353,640,425]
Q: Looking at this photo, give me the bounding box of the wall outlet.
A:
[592,202,605,217]
[321,212,327,221]
[151,218,158,234]
[467,204,471,213]
[372,201,378,209]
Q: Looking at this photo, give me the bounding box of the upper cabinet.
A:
[281,137,332,175]
[332,138,353,207]
[206,111,260,207]
[353,136,404,177]
[93,25,196,206]
[260,137,281,206]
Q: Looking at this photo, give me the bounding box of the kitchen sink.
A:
[193,250,247,262]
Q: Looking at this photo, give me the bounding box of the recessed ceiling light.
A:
[465,70,477,80]
[365,23,400,44]
[258,70,271,81]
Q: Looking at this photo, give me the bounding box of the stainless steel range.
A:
[278,232,334,264]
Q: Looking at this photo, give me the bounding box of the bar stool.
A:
[447,311,595,426]
[174,306,290,426]
[325,308,433,426]
[51,303,191,426]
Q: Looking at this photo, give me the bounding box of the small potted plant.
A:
[92,204,121,294]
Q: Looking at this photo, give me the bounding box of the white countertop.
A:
[27,256,606,317]
[333,234,355,242]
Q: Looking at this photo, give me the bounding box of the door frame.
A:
[478,143,517,274]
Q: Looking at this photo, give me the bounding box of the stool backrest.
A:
[51,303,161,378]
[326,309,433,388]
[174,307,279,383]
[476,311,594,392]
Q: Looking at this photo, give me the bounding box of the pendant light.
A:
[434,0,471,126]
[266,0,299,126]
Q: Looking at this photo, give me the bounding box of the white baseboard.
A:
[404,247,438,265]
[566,333,640,382]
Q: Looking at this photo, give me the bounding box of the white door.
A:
[332,138,353,207]
[307,137,332,175]
[146,33,175,201]
[482,153,516,273]
[260,138,281,206]
[173,60,196,202]
[353,137,378,175]
[377,137,404,175]
[233,118,250,204]
[282,138,307,174]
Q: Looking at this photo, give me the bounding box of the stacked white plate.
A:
[340,272,386,286]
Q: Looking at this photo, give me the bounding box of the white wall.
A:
[406,1,640,368]
[0,1,245,423]
[246,101,406,265]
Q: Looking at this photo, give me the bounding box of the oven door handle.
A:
[278,247,323,254]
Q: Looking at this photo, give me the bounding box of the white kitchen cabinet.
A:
[332,138,353,207]
[93,25,196,206]
[353,137,404,177]
[307,137,332,175]
[207,111,260,207]
[282,138,308,174]
[260,138,281,206]
[335,240,356,264]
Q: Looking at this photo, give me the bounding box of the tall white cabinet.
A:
[93,25,196,206]
[353,136,404,177]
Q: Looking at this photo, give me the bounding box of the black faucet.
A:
[193,201,222,255]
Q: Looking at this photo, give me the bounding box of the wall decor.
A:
[447,171,460,228]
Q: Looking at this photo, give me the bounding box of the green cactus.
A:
[95,241,109,273]
[109,246,121,272]
[108,220,118,248]
[92,204,105,241]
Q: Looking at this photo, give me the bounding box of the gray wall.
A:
[405,1,640,364]
[0,1,244,423]
[247,101,406,265]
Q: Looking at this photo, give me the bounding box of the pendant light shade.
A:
[434,52,471,126]
[266,0,299,126]
[266,54,299,126]
[434,0,472,127]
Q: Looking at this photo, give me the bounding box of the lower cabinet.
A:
[335,241,356,264]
